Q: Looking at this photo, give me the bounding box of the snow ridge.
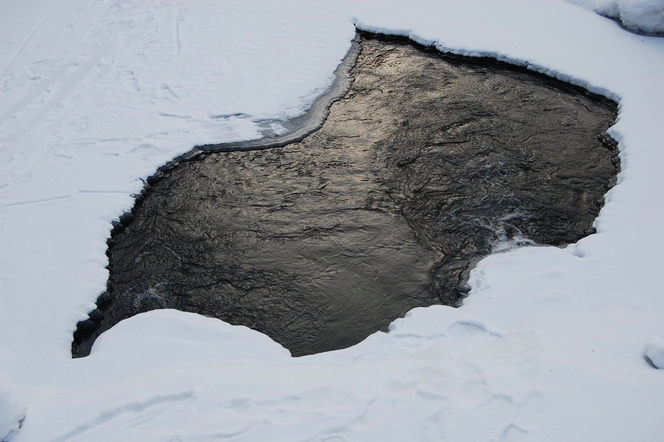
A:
[567,0,664,34]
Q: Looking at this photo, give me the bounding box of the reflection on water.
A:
[73,33,618,357]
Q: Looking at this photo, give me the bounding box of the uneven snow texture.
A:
[568,0,664,33]
[0,377,22,442]
[1,0,664,441]
[644,338,664,368]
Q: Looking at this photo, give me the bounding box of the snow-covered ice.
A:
[1,0,664,441]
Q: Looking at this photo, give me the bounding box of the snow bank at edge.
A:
[568,0,664,33]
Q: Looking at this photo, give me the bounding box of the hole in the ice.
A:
[72,31,619,358]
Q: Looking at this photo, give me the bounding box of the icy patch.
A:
[644,338,664,369]
[567,0,664,34]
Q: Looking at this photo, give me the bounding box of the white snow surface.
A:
[1,0,664,440]
[567,0,664,34]
[0,374,23,442]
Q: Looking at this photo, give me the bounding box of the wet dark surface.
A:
[73,33,619,357]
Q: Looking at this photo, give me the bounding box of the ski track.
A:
[46,391,194,442]
[0,0,76,79]
[1,195,72,208]
[0,0,199,194]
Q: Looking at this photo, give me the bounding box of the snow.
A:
[567,0,664,34]
[0,375,23,442]
[1,0,664,441]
